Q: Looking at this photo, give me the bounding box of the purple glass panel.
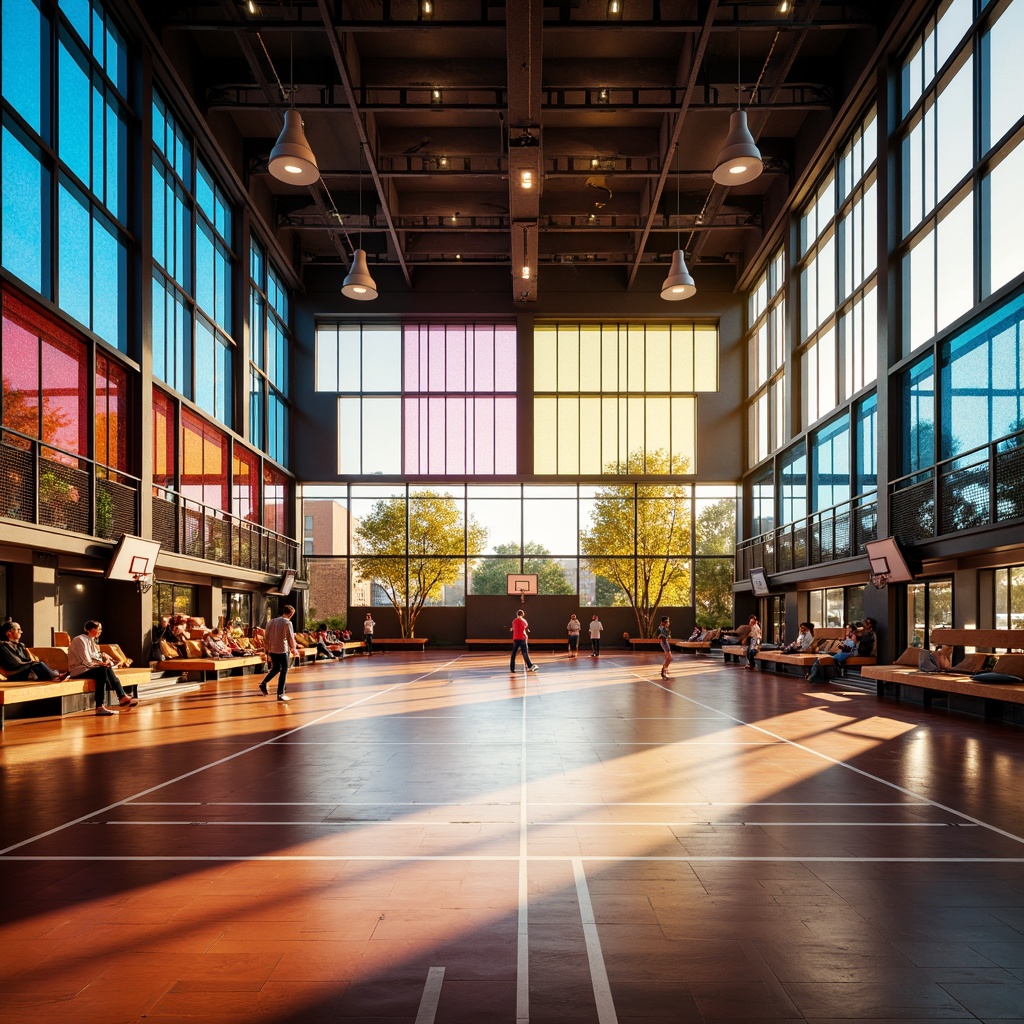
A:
[495,397,516,472]
[474,325,494,391]
[474,397,494,475]
[428,396,446,472]
[428,324,446,392]
[403,324,421,391]
[446,396,466,474]
[494,324,516,391]
[403,395,419,473]
[447,325,466,392]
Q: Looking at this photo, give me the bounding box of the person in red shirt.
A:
[510,609,538,674]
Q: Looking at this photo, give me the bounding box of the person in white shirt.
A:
[363,612,376,656]
[589,615,604,657]
[68,620,138,716]
[566,614,581,658]
[258,605,299,701]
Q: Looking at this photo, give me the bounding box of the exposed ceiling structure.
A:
[138,1,897,301]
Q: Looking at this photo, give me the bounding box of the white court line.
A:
[414,966,445,1024]
[271,740,783,746]
[572,858,618,1024]
[4,854,1023,863]
[0,657,464,858]
[96,819,976,829]
[126,800,932,807]
[516,673,530,1024]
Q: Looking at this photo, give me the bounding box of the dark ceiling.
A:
[136,0,899,301]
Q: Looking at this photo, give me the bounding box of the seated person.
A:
[687,626,703,641]
[313,625,341,660]
[202,628,234,658]
[834,618,876,674]
[782,621,815,654]
[340,628,352,642]
[0,621,67,681]
[69,620,138,716]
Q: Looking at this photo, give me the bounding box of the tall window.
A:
[747,247,786,465]
[152,92,235,426]
[800,109,877,427]
[180,407,228,512]
[316,321,517,476]
[899,0,1024,355]
[994,565,1024,629]
[534,322,717,475]
[779,442,807,526]
[1,0,129,350]
[249,240,289,465]
[854,393,878,496]
[902,355,935,475]
[95,352,129,474]
[811,415,851,512]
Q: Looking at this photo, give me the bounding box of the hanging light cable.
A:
[712,23,763,186]
[268,3,319,185]
[661,139,695,300]
[342,142,378,300]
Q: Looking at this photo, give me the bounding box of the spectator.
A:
[363,613,376,656]
[258,605,299,701]
[566,614,581,658]
[203,627,234,658]
[589,615,604,657]
[744,615,762,670]
[0,621,66,681]
[68,621,138,716]
[782,622,815,654]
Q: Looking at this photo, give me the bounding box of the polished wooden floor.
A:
[2,650,1024,1023]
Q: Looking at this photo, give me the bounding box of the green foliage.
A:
[580,449,692,636]
[472,541,574,595]
[693,498,736,629]
[353,490,487,637]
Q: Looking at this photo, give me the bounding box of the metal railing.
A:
[1,431,139,540]
[736,492,878,580]
[153,487,298,575]
[889,428,1024,544]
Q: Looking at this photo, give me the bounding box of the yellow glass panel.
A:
[602,395,620,474]
[693,324,719,391]
[670,323,695,392]
[557,324,580,392]
[579,397,603,475]
[534,324,557,391]
[626,395,645,469]
[645,324,671,392]
[646,397,671,467]
[602,323,620,391]
[579,324,602,392]
[671,397,696,472]
[627,324,645,391]
[557,396,580,473]
[533,398,558,473]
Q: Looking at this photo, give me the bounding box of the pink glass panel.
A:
[403,324,421,391]
[446,325,466,392]
[41,324,87,456]
[1,299,41,445]
[494,397,516,472]
[428,323,447,392]
[494,324,516,391]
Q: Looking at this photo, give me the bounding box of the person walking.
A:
[510,609,538,674]
[258,605,299,702]
[744,614,762,670]
[589,614,604,657]
[363,612,376,656]
[68,620,138,716]
[566,613,581,658]
[657,615,673,679]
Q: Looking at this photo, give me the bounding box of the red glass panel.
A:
[96,354,129,472]
[153,388,176,490]
[181,406,228,512]
[233,444,260,522]
[41,325,87,458]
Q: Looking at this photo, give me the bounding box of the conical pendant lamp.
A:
[712,28,763,187]
[661,140,695,301]
[343,142,378,300]
[269,108,319,185]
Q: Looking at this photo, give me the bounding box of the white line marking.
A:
[126,800,933,808]
[573,858,618,1024]
[0,658,464,858]
[3,854,1022,863]
[414,966,445,1024]
[94,819,975,829]
[516,672,530,1024]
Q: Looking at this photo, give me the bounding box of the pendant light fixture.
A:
[661,140,695,301]
[342,142,378,300]
[712,27,763,186]
[268,4,319,185]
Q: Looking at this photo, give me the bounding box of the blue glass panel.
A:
[92,214,125,351]
[215,243,231,334]
[175,298,192,399]
[60,0,90,48]
[152,275,168,382]
[3,0,46,134]
[902,356,935,474]
[855,393,878,495]
[195,316,215,417]
[195,220,214,318]
[250,239,263,283]
[58,40,90,186]
[2,126,49,294]
[58,182,91,327]
[250,369,264,449]
[196,162,214,221]
[250,290,265,369]
[106,101,126,221]
[91,83,103,197]
[779,441,807,525]
[812,414,851,511]
[216,335,232,427]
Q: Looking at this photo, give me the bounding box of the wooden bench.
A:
[755,627,878,676]
[370,637,428,651]
[721,645,747,664]
[627,638,665,650]
[861,628,1024,717]
[157,655,266,681]
[0,647,147,729]
[673,629,721,656]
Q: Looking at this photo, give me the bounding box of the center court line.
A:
[0,656,466,858]
[95,819,977,828]
[414,966,445,1024]
[638,672,1024,848]
[572,857,618,1024]
[517,671,531,1024]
